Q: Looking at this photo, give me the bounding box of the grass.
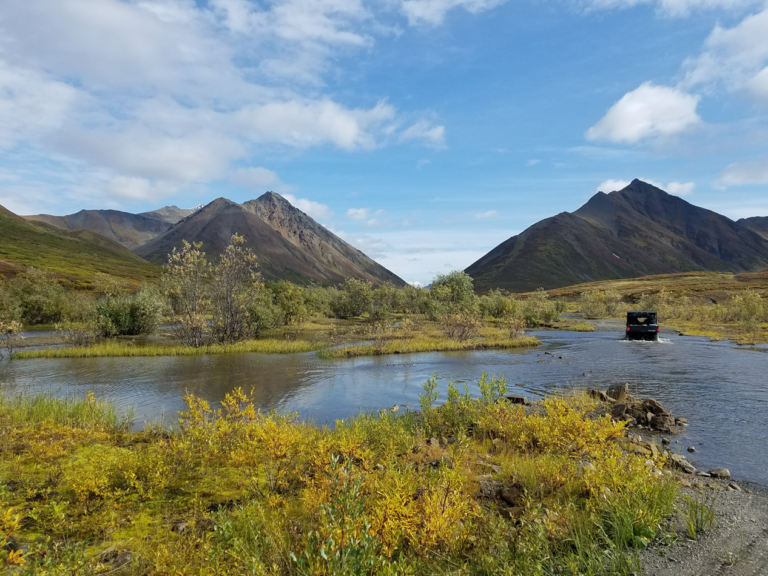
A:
[0,205,160,282]
[319,334,540,358]
[12,338,325,359]
[0,382,677,575]
[684,493,717,540]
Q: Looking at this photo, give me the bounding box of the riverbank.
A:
[1,384,678,575]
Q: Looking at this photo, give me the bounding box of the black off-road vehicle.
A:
[626,311,659,341]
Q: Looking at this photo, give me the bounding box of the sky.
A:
[2,0,768,285]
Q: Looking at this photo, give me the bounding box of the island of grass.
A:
[0,376,684,575]
[12,338,325,359]
[320,332,540,358]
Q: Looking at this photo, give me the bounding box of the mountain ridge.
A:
[466,180,768,293]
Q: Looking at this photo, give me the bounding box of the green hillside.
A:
[0,204,160,283]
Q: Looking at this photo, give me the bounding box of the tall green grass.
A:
[318,335,540,359]
[0,392,129,431]
[12,338,325,359]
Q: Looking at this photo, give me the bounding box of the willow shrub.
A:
[1,381,675,575]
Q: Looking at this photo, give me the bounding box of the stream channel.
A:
[2,321,767,484]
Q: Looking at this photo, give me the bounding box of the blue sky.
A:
[2,0,768,284]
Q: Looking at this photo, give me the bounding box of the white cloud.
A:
[474,210,498,219]
[596,179,631,192]
[229,167,281,188]
[346,207,370,220]
[683,9,768,103]
[665,181,695,196]
[585,0,762,17]
[282,194,334,220]
[0,0,450,212]
[400,0,507,26]
[596,178,695,195]
[586,83,701,143]
[717,159,768,186]
[399,120,446,148]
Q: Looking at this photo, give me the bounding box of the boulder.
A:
[650,414,675,431]
[611,403,627,419]
[607,383,629,403]
[642,398,665,415]
[687,446,696,453]
[670,454,696,474]
[500,485,522,506]
[505,395,530,406]
[588,390,613,403]
[708,468,731,479]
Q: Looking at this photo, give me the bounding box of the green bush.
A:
[580,289,623,319]
[5,268,70,325]
[331,279,373,319]
[96,288,164,337]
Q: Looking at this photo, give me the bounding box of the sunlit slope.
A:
[0,204,160,282]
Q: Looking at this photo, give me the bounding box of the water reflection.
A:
[1,328,766,484]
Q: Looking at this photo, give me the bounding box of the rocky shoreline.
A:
[585,384,768,575]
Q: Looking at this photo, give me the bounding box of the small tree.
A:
[162,241,212,348]
[0,321,23,358]
[331,279,373,319]
[211,235,261,344]
[272,281,307,326]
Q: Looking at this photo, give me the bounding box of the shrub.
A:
[440,309,482,341]
[331,279,373,319]
[580,289,623,318]
[96,288,164,337]
[6,268,69,325]
[272,281,307,325]
[248,288,286,334]
[0,321,23,358]
[522,288,565,326]
[162,241,212,348]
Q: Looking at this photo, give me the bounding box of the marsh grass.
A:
[1,381,676,575]
[318,334,540,358]
[12,338,325,359]
[684,493,717,540]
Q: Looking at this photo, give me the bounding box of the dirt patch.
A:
[641,481,768,576]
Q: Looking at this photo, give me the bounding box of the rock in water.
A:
[607,383,629,403]
[708,468,731,479]
[670,454,696,474]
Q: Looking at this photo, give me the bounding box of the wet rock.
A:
[504,395,530,406]
[607,383,629,403]
[650,414,675,431]
[728,482,742,491]
[670,454,696,474]
[675,417,688,426]
[661,437,670,445]
[642,398,665,415]
[708,468,731,479]
[687,446,696,453]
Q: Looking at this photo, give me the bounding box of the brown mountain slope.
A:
[738,216,768,241]
[466,180,768,293]
[135,195,405,286]
[139,205,202,224]
[242,192,404,286]
[25,209,173,249]
[0,204,159,282]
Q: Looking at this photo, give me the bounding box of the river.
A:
[2,323,767,484]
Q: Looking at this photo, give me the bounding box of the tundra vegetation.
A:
[2,239,553,359]
[0,378,678,575]
[571,271,768,343]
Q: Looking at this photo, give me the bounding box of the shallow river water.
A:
[2,324,767,484]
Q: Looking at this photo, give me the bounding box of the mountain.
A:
[25,209,173,250]
[139,205,202,224]
[466,180,768,293]
[135,193,405,286]
[738,216,768,241]
[0,204,159,282]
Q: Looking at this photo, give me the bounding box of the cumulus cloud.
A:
[0,0,454,211]
[400,0,507,26]
[399,120,446,148]
[683,9,768,103]
[282,194,334,220]
[717,159,768,187]
[346,207,370,220]
[597,178,695,195]
[586,83,701,143]
[585,0,762,17]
